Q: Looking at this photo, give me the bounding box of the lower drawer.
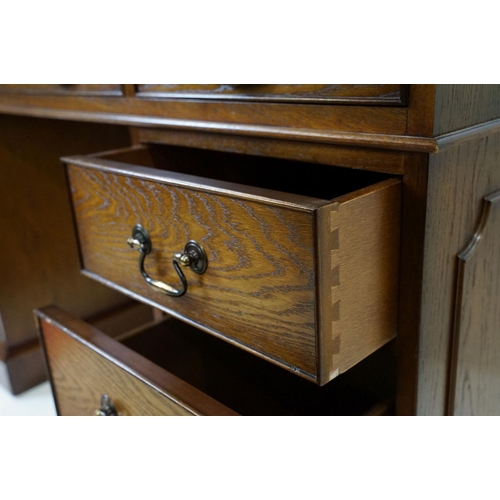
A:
[36,305,395,416]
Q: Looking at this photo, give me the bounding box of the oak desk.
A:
[1,85,499,415]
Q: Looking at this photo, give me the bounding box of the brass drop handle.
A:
[94,395,117,416]
[127,224,207,298]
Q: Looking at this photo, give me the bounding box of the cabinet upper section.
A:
[0,85,499,157]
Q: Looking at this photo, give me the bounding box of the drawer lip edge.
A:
[35,306,238,416]
[62,153,324,212]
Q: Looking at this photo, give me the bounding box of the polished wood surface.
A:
[1,84,499,415]
[395,153,429,416]
[448,190,500,415]
[417,130,500,415]
[64,145,400,383]
[137,127,408,175]
[66,151,319,378]
[136,84,407,105]
[37,305,395,416]
[0,92,416,156]
[0,84,122,96]
[36,306,237,416]
[317,180,401,383]
[434,85,500,135]
[0,115,131,394]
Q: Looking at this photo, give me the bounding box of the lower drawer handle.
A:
[94,395,117,416]
[127,224,207,298]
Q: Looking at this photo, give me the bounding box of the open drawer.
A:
[35,305,395,416]
[63,145,401,385]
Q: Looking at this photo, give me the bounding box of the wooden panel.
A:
[0,94,409,142]
[0,84,122,96]
[434,85,500,135]
[36,306,237,416]
[406,85,436,137]
[64,146,401,382]
[137,127,407,175]
[396,154,429,416]
[417,131,500,415]
[448,190,500,415]
[67,163,318,377]
[137,84,407,105]
[87,301,155,339]
[0,115,131,394]
[317,180,401,384]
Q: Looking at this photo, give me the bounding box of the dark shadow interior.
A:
[100,144,390,201]
[123,317,396,416]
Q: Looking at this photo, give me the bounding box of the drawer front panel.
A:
[136,84,407,105]
[67,165,318,377]
[0,84,122,96]
[36,306,237,416]
[64,146,401,384]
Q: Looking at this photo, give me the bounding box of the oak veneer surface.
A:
[0,93,408,137]
[36,306,396,416]
[37,306,236,416]
[418,131,500,415]
[450,191,500,415]
[434,85,500,136]
[67,161,319,377]
[64,145,400,383]
[136,84,407,105]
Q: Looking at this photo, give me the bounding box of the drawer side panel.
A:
[317,179,401,384]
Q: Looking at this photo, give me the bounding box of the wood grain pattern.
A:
[36,306,237,416]
[434,85,500,135]
[448,190,500,415]
[67,162,318,377]
[436,118,500,152]
[317,180,401,384]
[37,306,396,416]
[0,93,409,140]
[136,84,407,105]
[417,131,500,415]
[64,146,401,383]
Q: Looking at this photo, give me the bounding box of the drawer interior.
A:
[120,315,396,416]
[95,144,390,201]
